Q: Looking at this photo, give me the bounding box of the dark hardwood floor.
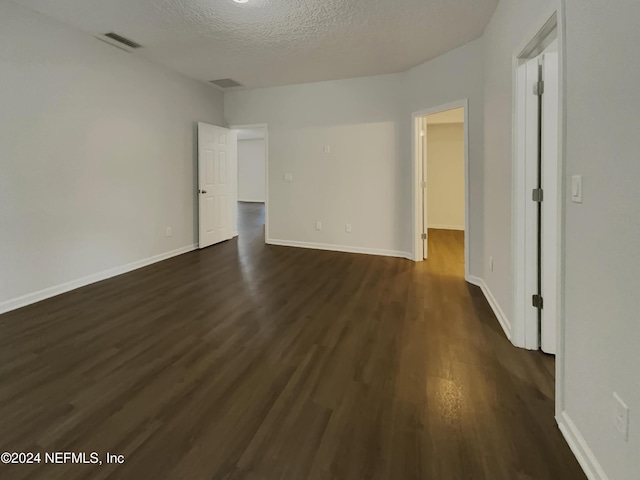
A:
[0,202,585,480]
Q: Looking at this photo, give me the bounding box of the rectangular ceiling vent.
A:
[210,78,243,89]
[103,32,142,49]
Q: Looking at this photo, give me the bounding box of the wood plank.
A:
[0,204,586,480]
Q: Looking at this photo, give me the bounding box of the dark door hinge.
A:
[533,80,545,96]
[532,294,544,309]
[532,188,544,202]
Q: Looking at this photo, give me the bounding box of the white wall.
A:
[0,1,225,309]
[562,1,640,478]
[225,39,484,271]
[237,139,266,202]
[402,39,485,274]
[426,123,465,230]
[481,0,555,333]
[225,74,407,256]
[482,0,640,478]
[4,1,636,476]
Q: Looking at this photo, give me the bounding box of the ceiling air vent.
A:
[210,78,243,89]
[103,32,142,49]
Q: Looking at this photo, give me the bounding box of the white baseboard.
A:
[238,199,265,203]
[267,238,413,260]
[557,411,609,480]
[467,280,605,480]
[465,275,483,287]
[0,244,197,315]
[428,224,465,231]
[464,275,512,340]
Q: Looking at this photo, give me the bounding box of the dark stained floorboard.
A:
[0,202,584,479]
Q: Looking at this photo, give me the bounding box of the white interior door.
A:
[420,117,428,259]
[541,51,559,354]
[198,122,237,249]
[523,56,542,348]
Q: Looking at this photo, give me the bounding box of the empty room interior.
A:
[0,0,638,479]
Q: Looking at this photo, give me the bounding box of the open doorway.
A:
[412,101,470,279]
[230,124,269,242]
[513,13,561,355]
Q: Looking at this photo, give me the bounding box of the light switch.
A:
[324,145,331,154]
[571,175,583,203]
[284,173,293,182]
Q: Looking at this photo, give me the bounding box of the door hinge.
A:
[532,188,544,202]
[420,181,427,189]
[533,80,545,96]
[532,294,544,309]
[421,233,427,240]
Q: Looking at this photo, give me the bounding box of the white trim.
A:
[557,412,609,480]
[465,275,483,287]
[512,10,562,351]
[238,198,266,203]
[555,0,568,422]
[467,276,512,340]
[229,123,269,242]
[427,224,465,231]
[0,244,197,315]
[510,0,570,434]
[412,99,470,281]
[267,238,413,260]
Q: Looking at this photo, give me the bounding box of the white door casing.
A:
[411,100,470,283]
[198,122,237,249]
[420,116,428,259]
[513,48,560,352]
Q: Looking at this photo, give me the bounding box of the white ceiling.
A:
[427,108,465,125]
[14,0,498,89]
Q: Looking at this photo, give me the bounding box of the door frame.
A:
[512,10,560,351]
[511,4,567,418]
[229,123,269,242]
[411,99,470,282]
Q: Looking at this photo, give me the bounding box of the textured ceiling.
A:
[14,0,498,88]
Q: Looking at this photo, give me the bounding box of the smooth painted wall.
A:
[426,123,465,230]
[237,139,266,202]
[0,1,225,307]
[482,0,640,478]
[225,74,406,255]
[401,39,484,273]
[563,1,640,478]
[225,39,484,272]
[482,0,555,336]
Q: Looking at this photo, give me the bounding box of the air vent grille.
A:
[210,78,242,88]
[103,32,142,49]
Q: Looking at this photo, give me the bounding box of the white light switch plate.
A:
[571,175,583,203]
[284,173,293,182]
